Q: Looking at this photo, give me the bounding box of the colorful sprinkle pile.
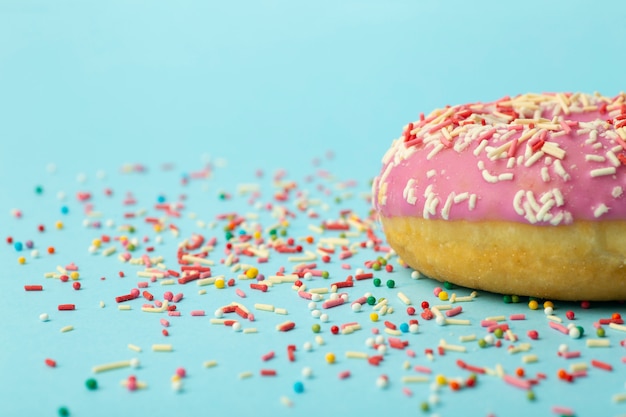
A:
[5,152,626,417]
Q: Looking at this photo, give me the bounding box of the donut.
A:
[373,92,626,301]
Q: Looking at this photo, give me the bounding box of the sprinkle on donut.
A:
[374,92,626,225]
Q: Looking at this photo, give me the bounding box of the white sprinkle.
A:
[524,150,544,167]
[525,191,541,213]
[506,157,516,168]
[590,167,617,177]
[513,190,525,216]
[468,194,477,211]
[553,159,570,181]
[536,200,555,222]
[612,186,623,198]
[585,154,606,162]
[607,151,621,167]
[441,192,455,220]
[453,192,469,203]
[498,173,514,181]
[473,138,489,156]
[540,167,551,182]
[481,170,498,183]
[593,204,610,218]
[522,201,537,224]
[426,169,436,178]
[426,143,445,160]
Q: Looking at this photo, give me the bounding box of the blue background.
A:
[1,1,626,416]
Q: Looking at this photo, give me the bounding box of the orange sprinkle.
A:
[47,246,55,254]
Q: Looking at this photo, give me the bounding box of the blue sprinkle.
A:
[293,381,304,394]
[399,322,409,333]
[14,242,23,251]
[61,206,69,215]
[157,195,166,203]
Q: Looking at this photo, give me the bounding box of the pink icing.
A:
[373,93,626,225]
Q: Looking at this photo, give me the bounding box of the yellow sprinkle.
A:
[160,279,175,285]
[345,351,368,359]
[243,328,258,334]
[99,301,105,308]
[18,256,26,264]
[459,334,477,343]
[203,360,218,368]
[397,292,411,305]
[612,393,626,403]
[308,287,328,294]
[197,277,217,286]
[485,315,506,322]
[325,352,336,364]
[127,344,142,352]
[198,289,207,295]
[402,376,430,384]
[522,354,538,364]
[239,371,253,379]
[570,362,588,372]
[92,360,132,373]
[435,374,447,385]
[315,335,325,346]
[546,315,562,323]
[60,325,74,333]
[384,328,402,336]
[118,305,131,311]
[609,322,626,332]
[528,300,539,310]
[445,318,471,325]
[152,344,173,352]
[274,308,288,315]
[369,312,379,322]
[254,303,275,312]
[587,339,611,347]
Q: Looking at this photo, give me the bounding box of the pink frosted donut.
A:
[373,92,626,300]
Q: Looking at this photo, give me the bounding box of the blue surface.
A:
[2,1,626,416]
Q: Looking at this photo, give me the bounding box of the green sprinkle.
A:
[373,278,381,287]
[85,378,98,390]
[503,295,512,303]
[372,262,381,271]
[378,257,387,266]
[311,324,321,333]
[596,327,605,337]
[386,279,395,289]
[35,185,44,195]
[58,406,70,417]
[527,390,535,401]
[366,296,376,306]
[225,231,233,240]
[494,328,504,339]
[279,229,287,237]
[576,325,585,337]
[420,402,430,412]
[511,295,520,303]
[478,339,487,348]
[321,271,329,279]
[443,281,454,290]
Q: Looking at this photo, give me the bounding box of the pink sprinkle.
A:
[338,370,351,380]
[445,306,462,317]
[413,365,432,374]
[190,310,205,316]
[549,321,569,334]
[261,351,275,362]
[235,289,246,298]
[172,293,184,303]
[591,359,613,371]
[551,406,575,416]
[559,351,581,359]
[341,263,351,270]
[502,374,531,390]
[371,328,379,334]
[322,298,345,309]
[160,319,170,327]
[168,311,181,317]
[402,387,413,397]
[481,320,498,327]
[137,281,149,288]
[509,314,525,320]
[406,349,416,358]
